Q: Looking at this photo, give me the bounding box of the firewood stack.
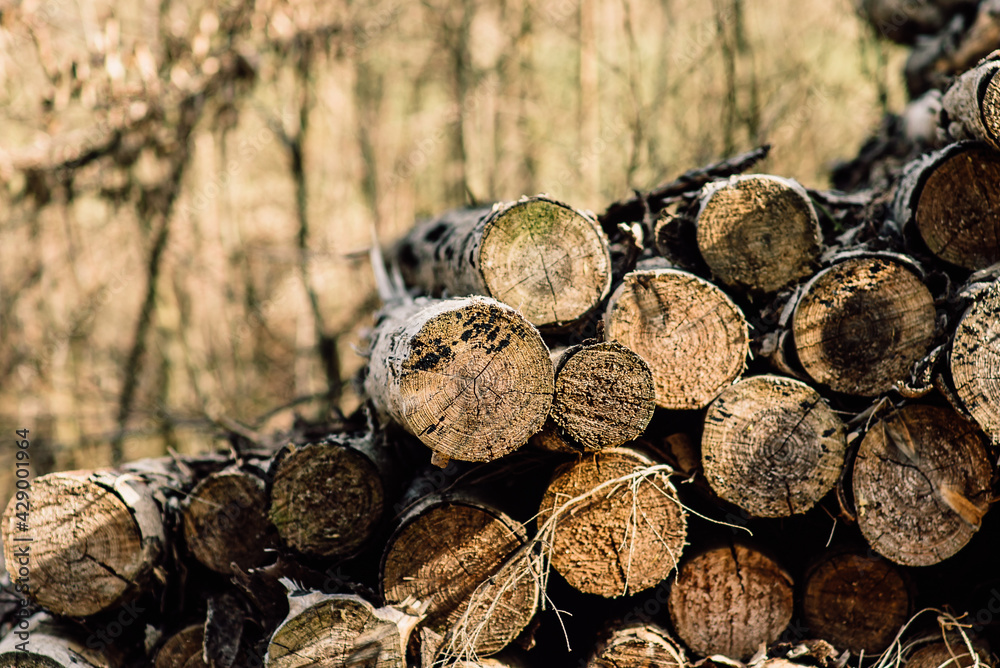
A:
[3,10,1000,668]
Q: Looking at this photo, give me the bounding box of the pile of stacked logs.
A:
[3,16,1000,668]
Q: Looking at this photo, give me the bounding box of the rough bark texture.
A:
[365,296,554,462]
[183,468,276,573]
[853,404,992,566]
[894,141,1000,270]
[695,174,821,293]
[586,621,686,668]
[548,342,656,452]
[380,497,538,657]
[268,433,389,559]
[792,256,936,397]
[701,374,846,518]
[264,592,419,668]
[801,551,911,655]
[154,625,208,668]
[667,544,794,661]
[941,53,1000,149]
[604,268,749,410]
[0,614,109,667]
[2,469,169,617]
[951,279,1000,442]
[394,196,612,329]
[536,447,687,598]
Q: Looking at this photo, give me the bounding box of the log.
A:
[894,142,1000,270]
[905,636,993,668]
[380,496,539,657]
[941,53,1000,151]
[852,404,992,566]
[801,551,912,655]
[1,469,169,617]
[701,374,846,518]
[604,268,749,410]
[586,621,686,668]
[264,589,422,668]
[951,279,1000,442]
[695,174,822,293]
[364,296,554,462]
[791,255,936,397]
[0,613,109,667]
[547,342,656,452]
[267,433,391,559]
[536,447,687,598]
[183,467,277,573]
[154,625,208,668]
[394,196,612,329]
[667,544,794,661]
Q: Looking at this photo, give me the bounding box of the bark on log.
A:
[380,496,539,657]
[365,296,554,462]
[1,469,169,617]
[941,52,1000,150]
[801,551,912,655]
[951,279,1000,442]
[604,268,749,410]
[0,614,109,667]
[154,625,208,668]
[394,196,612,329]
[264,590,421,668]
[667,544,794,661]
[695,175,822,293]
[586,621,686,668]
[183,467,277,573]
[853,404,992,566]
[791,256,936,397]
[267,433,391,559]
[701,374,846,518]
[894,142,1000,270]
[536,447,687,598]
[547,342,656,452]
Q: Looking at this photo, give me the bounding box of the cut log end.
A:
[269,440,384,559]
[951,281,1000,441]
[155,626,208,668]
[480,197,611,328]
[853,405,992,566]
[802,552,911,655]
[2,472,161,618]
[702,374,846,518]
[587,622,686,668]
[605,269,749,410]
[551,342,656,451]
[537,447,687,598]
[984,69,1000,147]
[792,257,936,397]
[668,544,794,661]
[696,174,821,293]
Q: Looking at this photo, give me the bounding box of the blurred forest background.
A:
[0,0,909,501]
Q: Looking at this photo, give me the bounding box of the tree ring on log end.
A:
[853,405,991,567]
[952,280,1000,441]
[479,197,611,328]
[605,268,749,409]
[696,174,821,293]
[587,622,686,668]
[792,257,936,397]
[537,448,687,598]
[702,374,846,518]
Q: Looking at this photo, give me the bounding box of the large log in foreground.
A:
[365,296,554,462]
[394,196,612,329]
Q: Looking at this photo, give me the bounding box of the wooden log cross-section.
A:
[951,279,1000,442]
[394,195,612,329]
[586,621,687,668]
[365,296,554,462]
[941,52,1000,150]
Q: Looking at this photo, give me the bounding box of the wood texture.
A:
[941,54,1000,150]
[605,268,749,410]
[701,374,846,518]
[801,551,911,655]
[792,256,936,396]
[667,544,794,661]
[365,296,554,462]
[537,447,687,598]
[154,625,208,668]
[951,280,1000,442]
[0,614,109,667]
[696,174,821,293]
[853,404,992,566]
[587,621,686,668]
[395,196,612,329]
